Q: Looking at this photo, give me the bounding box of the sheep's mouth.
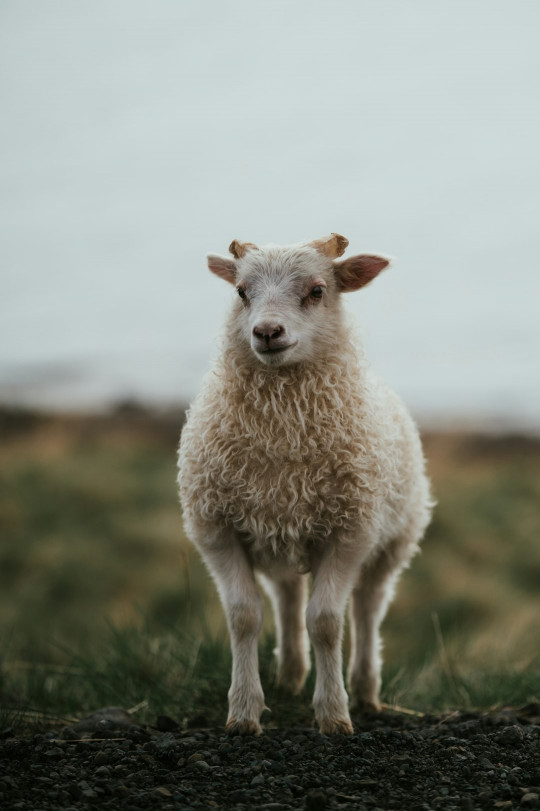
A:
[256,342,297,355]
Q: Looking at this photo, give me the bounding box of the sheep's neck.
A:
[219,327,367,417]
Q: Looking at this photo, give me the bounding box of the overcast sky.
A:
[1,1,539,430]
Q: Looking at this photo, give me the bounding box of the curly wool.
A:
[178,315,431,572]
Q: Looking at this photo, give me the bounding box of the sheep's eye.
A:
[237,287,246,300]
[310,285,324,299]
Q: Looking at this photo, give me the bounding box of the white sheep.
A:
[178,234,432,735]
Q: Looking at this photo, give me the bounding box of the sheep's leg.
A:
[259,572,310,693]
[306,545,364,735]
[197,531,265,735]
[347,538,410,711]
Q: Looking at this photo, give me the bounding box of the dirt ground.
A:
[1,704,539,810]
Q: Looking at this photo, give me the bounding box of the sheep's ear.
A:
[207,254,236,285]
[333,254,390,292]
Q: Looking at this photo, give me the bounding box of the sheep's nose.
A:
[252,323,284,344]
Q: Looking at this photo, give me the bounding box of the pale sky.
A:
[1,1,539,430]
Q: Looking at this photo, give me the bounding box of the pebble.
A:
[498,725,525,746]
[81,788,98,800]
[152,732,177,751]
[250,773,265,786]
[156,715,179,732]
[43,747,64,759]
[93,750,111,766]
[154,786,172,797]
[187,752,205,764]
[305,788,328,810]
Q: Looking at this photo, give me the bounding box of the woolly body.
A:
[179,320,429,574]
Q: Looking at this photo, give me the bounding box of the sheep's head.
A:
[207,234,390,367]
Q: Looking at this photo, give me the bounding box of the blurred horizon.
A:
[1,1,539,433]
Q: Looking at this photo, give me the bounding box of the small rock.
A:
[67,782,80,799]
[305,789,327,811]
[155,786,173,798]
[93,751,110,766]
[478,790,493,801]
[250,773,264,786]
[498,725,525,746]
[187,752,205,764]
[81,788,98,800]
[153,732,177,751]
[521,794,540,809]
[44,747,64,758]
[156,715,179,732]
[195,760,210,772]
[229,789,248,802]
[61,707,133,739]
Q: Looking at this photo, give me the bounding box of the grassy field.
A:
[0,407,539,729]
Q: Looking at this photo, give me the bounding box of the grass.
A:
[0,408,539,730]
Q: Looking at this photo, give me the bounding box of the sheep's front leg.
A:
[306,545,364,735]
[197,530,265,735]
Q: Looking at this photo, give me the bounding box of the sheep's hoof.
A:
[349,697,381,714]
[225,717,262,736]
[318,717,354,735]
[276,668,308,696]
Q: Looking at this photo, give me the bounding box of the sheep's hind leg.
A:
[259,572,310,694]
[347,536,413,712]
[306,544,365,735]
[196,528,265,735]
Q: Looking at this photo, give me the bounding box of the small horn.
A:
[229,240,258,259]
[310,233,349,258]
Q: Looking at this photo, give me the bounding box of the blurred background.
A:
[1,1,539,723]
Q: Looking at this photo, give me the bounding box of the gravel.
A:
[1,704,539,809]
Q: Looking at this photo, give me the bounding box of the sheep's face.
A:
[207,235,389,367]
[231,245,339,367]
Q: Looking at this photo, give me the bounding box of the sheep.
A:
[177,233,433,735]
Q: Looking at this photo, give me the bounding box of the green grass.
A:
[2,619,537,732]
[0,411,539,729]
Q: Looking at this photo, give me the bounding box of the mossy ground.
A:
[1,408,538,729]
